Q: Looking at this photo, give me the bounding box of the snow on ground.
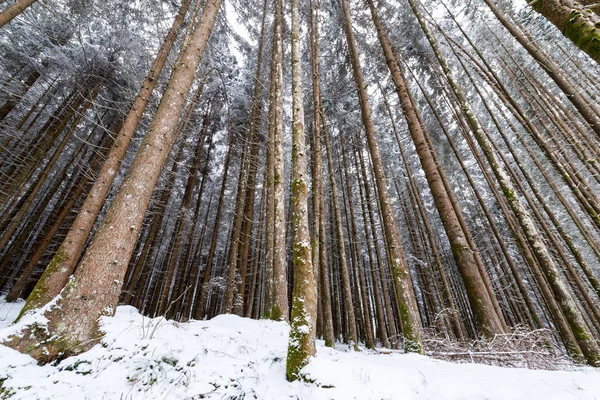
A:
[0,299,599,399]
[0,298,24,330]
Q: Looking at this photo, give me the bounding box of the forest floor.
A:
[1,299,599,399]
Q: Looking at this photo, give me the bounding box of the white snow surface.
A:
[0,301,599,399]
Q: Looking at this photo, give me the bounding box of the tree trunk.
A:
[340,0,422,353]
[16,0,193,317]
[194,129,234,319]
[0,89,97,252]
[236,0,268,315]
[322,117,359,350]
[307,0,335,347]
[340,138,375,349]
[157,105,211,317]
[367,0,504,338]
[529,0,600,63]
[268,0,288,322]
[286,0,317,379]
[4,0,223,363]
[0,0,37,28]
[409,0,600,365]
[480,0,600,137]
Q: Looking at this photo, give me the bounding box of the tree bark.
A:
[286,0,317,380]
[340,0,422,353]
[323,117,359,350]
[16,0,193,317]
[409,0,600,365]
[340,138,375,349]
[269,0,288,322]
[0,0,37,28]
[157,104,211,317]
[367,0,504,338]
[236,0,268,315]
[4,0,223,363]
[308,0,335,347]
[480,0,600,137]
[194,129,234,319]
[530,0,600,63]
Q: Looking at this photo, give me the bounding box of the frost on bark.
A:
[408,0,600,366]
[530,0,600,63]
[3,0,223,363]
[340,0,422,354]
[286,0,318,381]
[17,0,193,319]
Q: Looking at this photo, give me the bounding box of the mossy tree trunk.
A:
[340,0,422,353]
[3,0,223,363]
[308,0,335,348]
[367,0,505,339]
[269,0,288,322]
[529,0,600,63]
[286,0,318,382]
[16,0,193,318]
[578,0,600,16]
[409,0,600,366]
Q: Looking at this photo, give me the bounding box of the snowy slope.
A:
[0,301,599,400]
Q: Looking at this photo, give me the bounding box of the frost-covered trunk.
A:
[367,0,504,339]
[340,0,422,353]
[17,0,193,319]
[3,0,223,363]
[409,0,600,366]
[286,0,317,381]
